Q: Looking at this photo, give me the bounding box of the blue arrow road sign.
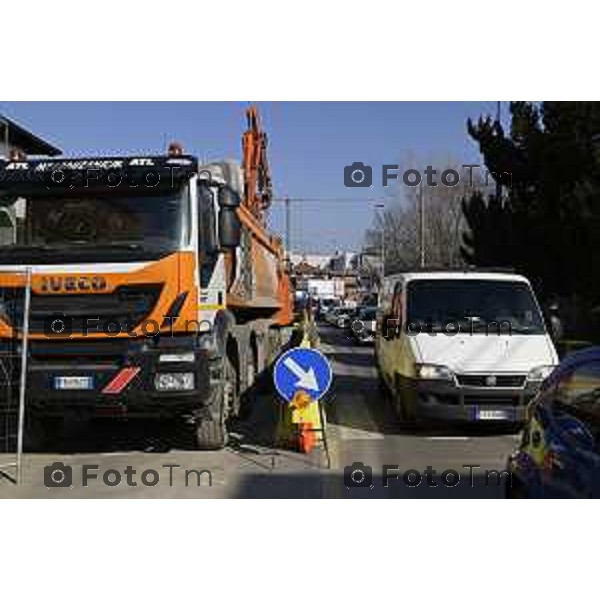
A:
[273,347,333,403]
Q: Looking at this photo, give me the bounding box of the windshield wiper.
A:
[57,240,158,252]
[1,241,169,257]
[101,241,148,250]
[510,325,542,334]
[1,243,60,254]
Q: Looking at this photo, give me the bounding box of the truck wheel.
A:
[234,358,257,422]
[195,355,237,450]
[195,412,227,450]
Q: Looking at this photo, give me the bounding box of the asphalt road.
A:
[320,322,520,497]
[0,323,520,498]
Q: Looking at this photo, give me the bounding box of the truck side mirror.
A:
[219,207,241,249]
[218,185,241,208]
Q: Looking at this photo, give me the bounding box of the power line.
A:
[272,197,384,203]
[270,197,386,255]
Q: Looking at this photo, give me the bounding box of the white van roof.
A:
[385,270,531,285]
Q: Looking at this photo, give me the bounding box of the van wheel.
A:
[399,397,417,426]
[376,367,390,400]
[396,378,417,429]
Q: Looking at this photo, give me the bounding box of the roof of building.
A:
[0,115,61,156]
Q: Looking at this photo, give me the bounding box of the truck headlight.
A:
[527,365,555,382]
[416,364,454,380]
[154,372,195,391]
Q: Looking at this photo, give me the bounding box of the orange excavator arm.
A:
[231,105,293,326]
[242,105,273,222]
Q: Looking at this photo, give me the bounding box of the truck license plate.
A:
[53,376,94,390]
[476,409,509,420]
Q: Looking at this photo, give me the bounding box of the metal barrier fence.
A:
[0,268,31,485]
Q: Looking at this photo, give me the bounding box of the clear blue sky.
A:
[0,101,501,253]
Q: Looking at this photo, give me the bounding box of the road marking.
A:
[425,436,471,441]
[319,343,337,354]
[97,452,140,457]
[329,424,385,441]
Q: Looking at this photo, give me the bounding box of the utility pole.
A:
[284,196,291,260]
[374,203,385,282]
[419,184,425,268]
[381,227,385,279]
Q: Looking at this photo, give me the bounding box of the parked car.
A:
[326,306,347,326]
[317,298,338,321]
[507,346,600,498]
[351,307,377,344]
[375,270,558,425]
[331,307,354,328]
[325,306,341,325]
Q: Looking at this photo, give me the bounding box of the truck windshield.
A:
[0,188,189,263]
[406,279,546,335]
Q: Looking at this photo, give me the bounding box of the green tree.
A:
[462,101,600,309]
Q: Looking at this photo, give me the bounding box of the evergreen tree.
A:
[462,102,600,309]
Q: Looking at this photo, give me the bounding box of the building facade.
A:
[0,115,61,244]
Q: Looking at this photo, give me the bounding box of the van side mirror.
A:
[218,207,241,249]
[381,314,401,339]
[548,314,564,342]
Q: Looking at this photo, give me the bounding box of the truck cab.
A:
[0,148,292,449]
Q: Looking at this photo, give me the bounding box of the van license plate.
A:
[476,409,509,420]
[54,376,94,390]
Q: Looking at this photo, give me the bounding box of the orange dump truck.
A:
[0,107,294,448]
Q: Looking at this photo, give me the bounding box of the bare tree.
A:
[364,161,488,275]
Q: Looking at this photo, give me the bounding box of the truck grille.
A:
[456,374,526,388]
[28,338,134,364]
[1,284,163,335]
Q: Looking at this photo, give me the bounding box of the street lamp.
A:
[418,184,425,268]
[374,203,385,282]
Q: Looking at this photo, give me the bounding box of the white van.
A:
[375,271,558,423]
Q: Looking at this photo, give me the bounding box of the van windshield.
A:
[406,279,546,335]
